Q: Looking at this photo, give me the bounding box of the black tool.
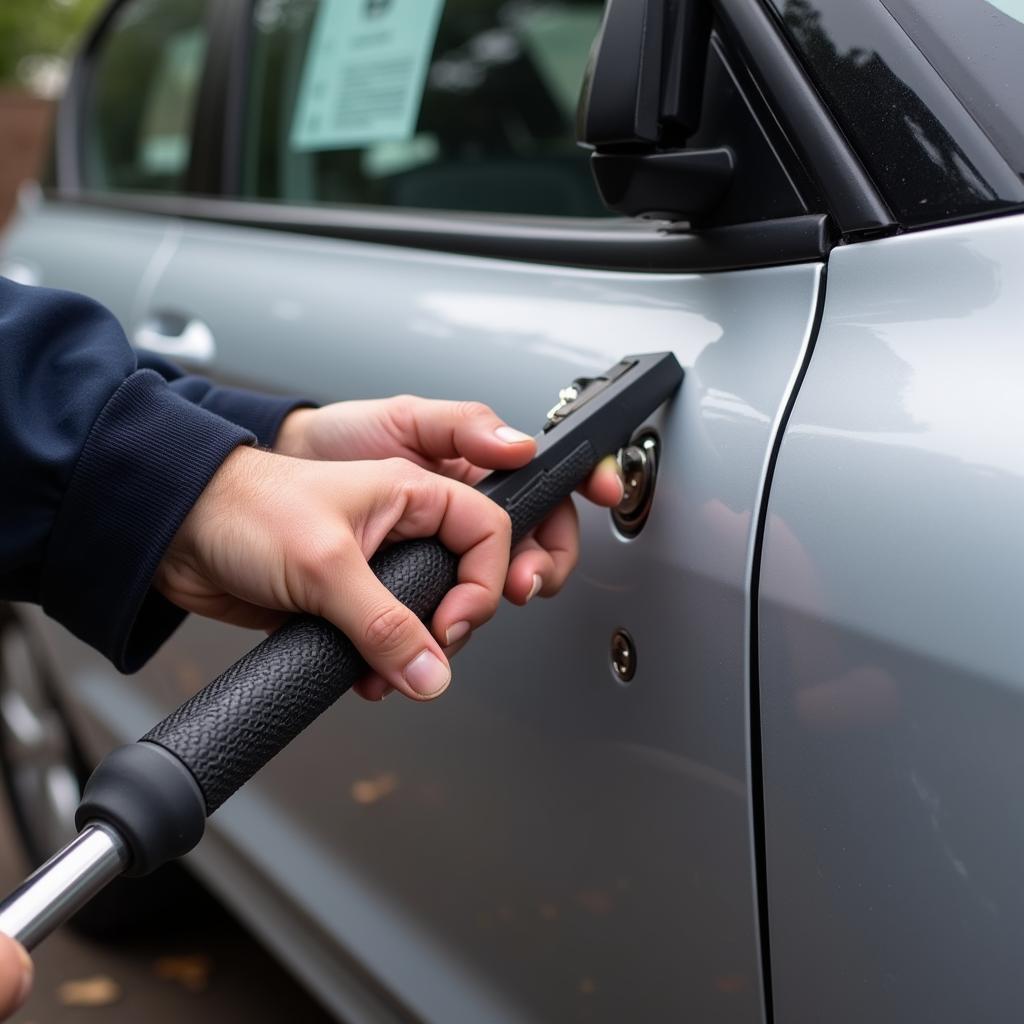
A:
[0,352,682,948]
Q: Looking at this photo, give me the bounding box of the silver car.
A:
[2,0,1023,1021]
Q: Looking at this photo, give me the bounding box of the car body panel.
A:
[759,212,1024,1023]
[0,199,172,325]
[4,202,824,1023]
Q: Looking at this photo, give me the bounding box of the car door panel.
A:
[759,213,1024,1023]
[56,218,822,1024]
[1,201,173,328]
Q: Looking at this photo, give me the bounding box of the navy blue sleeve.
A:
[135,350,312,447]
[0,278,256,672]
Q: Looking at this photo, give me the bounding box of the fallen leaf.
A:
[575,889,614,915]
[714,973,748,994]
[154,954,213,993]
[57,976,121,1007]
[351,772,399,805]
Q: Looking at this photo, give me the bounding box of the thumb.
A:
[0,935,32,1018]
[316,540,452,701]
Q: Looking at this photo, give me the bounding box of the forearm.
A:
[0,279,255,671]
[136,350,314,447]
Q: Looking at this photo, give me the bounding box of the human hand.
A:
[155,447,513,701]
[0,934,32,1018]
[275,397,623,611]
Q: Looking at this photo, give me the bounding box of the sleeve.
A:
[135,350,314,448]
[0,277,254,672]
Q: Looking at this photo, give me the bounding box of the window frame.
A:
[52,0,909,272]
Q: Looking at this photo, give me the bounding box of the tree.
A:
[0,0,107,94]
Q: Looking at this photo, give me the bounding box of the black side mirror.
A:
[577,0,733,221]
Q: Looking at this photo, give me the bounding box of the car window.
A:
[768,0,1023,225]
[241,0,610,217]
[83,0,209,193]
[877,0,1024,176]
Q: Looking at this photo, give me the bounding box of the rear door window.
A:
[241,0,609,217]
[83,0,209,193]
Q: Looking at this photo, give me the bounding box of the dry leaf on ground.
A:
[153,954,213,993]
[351,772,399,805]
[57,975,121,1007]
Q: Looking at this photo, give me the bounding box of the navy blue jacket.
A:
[0,277,305,672]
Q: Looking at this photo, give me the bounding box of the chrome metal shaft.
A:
[0,823,129,949]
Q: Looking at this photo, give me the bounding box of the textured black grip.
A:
[143,540,457,813]
[506,440,597,546]
[143,438,600,815]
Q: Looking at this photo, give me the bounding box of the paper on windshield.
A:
[291,0,446,152]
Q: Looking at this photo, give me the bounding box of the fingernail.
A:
[602,454,626,502]
[403,650,451,697]
[14,942,33,1007]
[495,425,532,444]
[526,574,543,602]
[445,620,471,645]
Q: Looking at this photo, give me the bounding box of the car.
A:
[2,0,1023,1020]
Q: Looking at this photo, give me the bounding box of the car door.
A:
[2,0,876,1021]
[755,2,1024,1022]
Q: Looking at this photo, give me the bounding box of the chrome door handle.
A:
[134,315,216,365]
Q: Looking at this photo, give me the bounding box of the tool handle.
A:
[139,439,598,816]
[143,541,458,814]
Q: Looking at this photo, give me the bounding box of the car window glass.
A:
[768,0,1023,224]
[877,0,1024,175]
[241,0,610,217]
[84,0,209,193]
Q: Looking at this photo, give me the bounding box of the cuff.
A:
[196,386,314,448]
[41,370,255,673]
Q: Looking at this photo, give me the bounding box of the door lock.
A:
[612,432,659,537]
[610,628,637,683]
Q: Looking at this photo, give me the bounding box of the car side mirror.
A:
[577,0,733,221]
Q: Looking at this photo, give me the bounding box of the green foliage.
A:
[0,0,107,89]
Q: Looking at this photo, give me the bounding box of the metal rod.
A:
[0,823,130,949]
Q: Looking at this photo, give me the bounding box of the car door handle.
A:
[134,314,216,365]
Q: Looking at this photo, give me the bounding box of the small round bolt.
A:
[610,628,636,684]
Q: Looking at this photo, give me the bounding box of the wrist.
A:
[162,445,267,567]
[273,406,318,458]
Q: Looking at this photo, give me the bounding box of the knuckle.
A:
[490,503,513,541]
[363,604,416,656]
[456,400,492,421]
[295,532,355,585]
[383,455,419,477]
[385,394,417,423]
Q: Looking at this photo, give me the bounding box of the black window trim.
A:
[46,189,831,273]
[717,0,895,236]
[54,0,889,272]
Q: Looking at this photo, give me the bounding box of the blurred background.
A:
[0,5,338,1018]
[0,0,104,226]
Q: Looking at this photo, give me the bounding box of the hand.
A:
[0,934,32,1018]
[155,447,512,701]
[275,397,623,611]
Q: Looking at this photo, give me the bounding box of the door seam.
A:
[744,261,829,1023]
